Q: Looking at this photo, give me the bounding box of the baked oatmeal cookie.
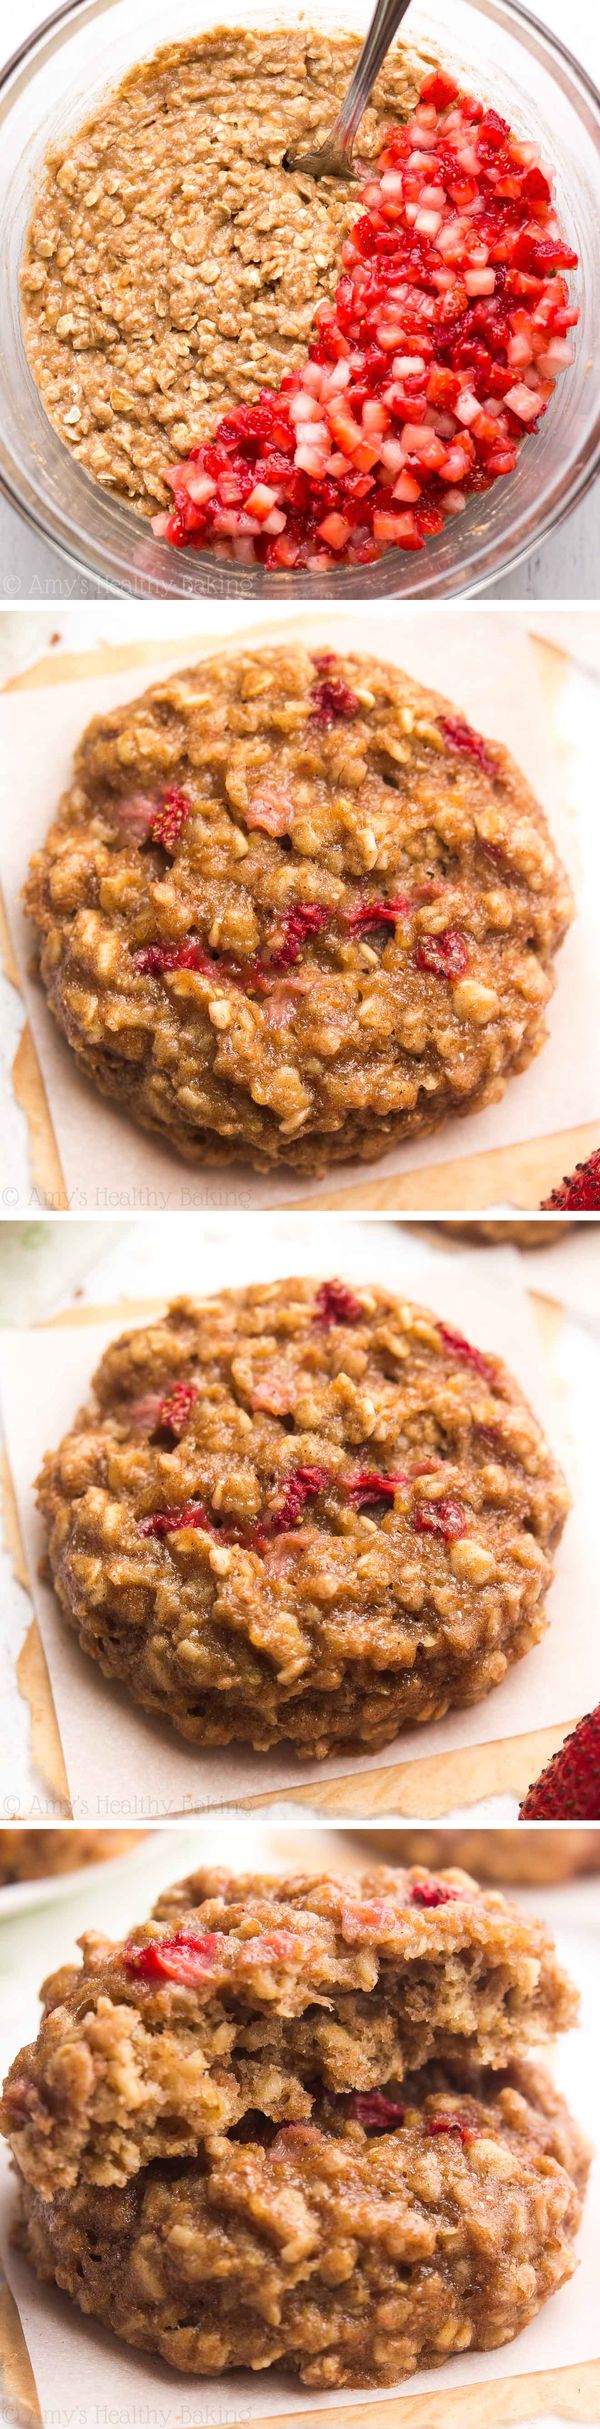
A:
[34,1278,570,1757]
[11,2058,588,2384]
[0,1830,144,1886]
[21,30,422,516]
[353,1830,600,1886]
[1,1862,577,2202]
[23,644,574,1175]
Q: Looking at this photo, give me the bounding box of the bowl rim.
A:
[1,0,599,598]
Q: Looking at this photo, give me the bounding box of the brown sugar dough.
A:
[20,30,422,516]
[23,643,574,1177]
[34,1278,570,1758]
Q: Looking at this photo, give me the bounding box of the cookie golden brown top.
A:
[35,1279,569,1757]
[24,645,573,1174]
[1,1863,577,2203]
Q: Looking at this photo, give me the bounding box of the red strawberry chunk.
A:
[412,1495,468,1541]
[340,1897,399,1941]
[137,1500,216,1540]
[266,905,328,970]
[110,794,156,845]
[157,1380,198,1437]
[150,789,191,851]
[519,1704,600,1820]
[437,1320,495,1384]
[315,1280,364,1328]
[347,2090,406,2129]
[410,1880,461,1907]
[310,678,361,724]
[244,785,296,835]
[123,1930,224,1985]
[345,1468,408,1508]
[249,1364,296,1416]
[154,83,578,574]
[440,716,499,780]
[134,941,215,979]
[128,1392,166,1433]
[414,929,469,980]
[426,2113,475,2143]
[274,1464,331,1530]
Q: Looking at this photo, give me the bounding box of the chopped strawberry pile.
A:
[314,1279,364,1327]
[153,72,578,572]
[414,928,469,980]
[437,1320,495,1384]
[412,1494,467,1540]
[541,1150,600,1211]
[519,1704,600,1819]
[156,1380,198,1437]
[346,2090,406,2129]
[410,1879,460,1907]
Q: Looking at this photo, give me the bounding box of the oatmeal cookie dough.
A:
[13,2059,588,2385]
[24,644,574,1176]
[354,1830,600,1886]
[0,1830,145,1886]
[0,1861,577,2201]
[34,1278,570,1757]
[21,31,422,515]
[435,1221,571,1246]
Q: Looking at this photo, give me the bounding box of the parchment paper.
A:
[0,1824,597,2424]
[0,1227,594,1818]
[0,608,595,1212]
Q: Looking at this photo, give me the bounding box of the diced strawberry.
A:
[244,784,296,835]
[412,1495,468,1540]
[123,1930,224,1986]
[154,84,578,573]
[346,2090,406,2129]
[414,928,469,980]
[314,1279,364,1328]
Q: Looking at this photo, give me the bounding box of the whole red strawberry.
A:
[519,1706,600,1819]
[541,1150,600,1210]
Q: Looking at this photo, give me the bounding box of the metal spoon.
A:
[284,0,414,182]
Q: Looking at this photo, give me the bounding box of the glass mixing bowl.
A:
[1,0,598,597]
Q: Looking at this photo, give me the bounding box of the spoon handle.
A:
[327,0,415,156]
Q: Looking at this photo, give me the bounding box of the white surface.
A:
[0,0,599,603]
[0,1218,596,1821]
[0,606,596,1213]
[0,1828,597,2429]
